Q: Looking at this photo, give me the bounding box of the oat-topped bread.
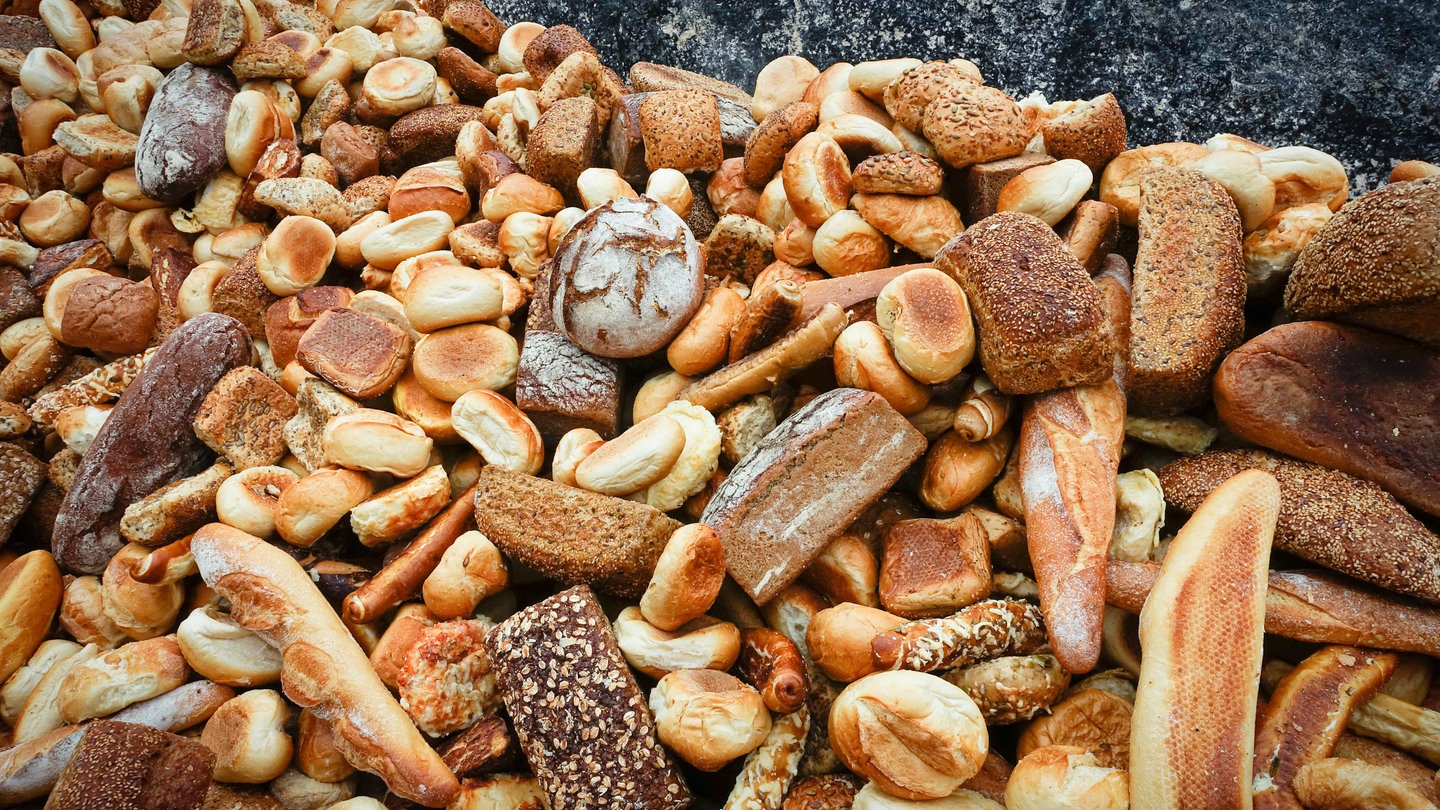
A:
[483,585,690,810]
[472,465,680,599]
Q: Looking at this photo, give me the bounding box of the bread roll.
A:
[650,669,771,772]
[176,604,283,686]
[202,689,293,783]
[0,550,62,684]
[1004,746,1127,810]
[829,670,988,800]
[58,635,190,723]
[192,523,459,806]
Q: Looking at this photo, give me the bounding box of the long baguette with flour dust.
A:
[1129,468,1280,808]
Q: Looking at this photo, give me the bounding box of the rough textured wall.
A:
[489,0,1440,193]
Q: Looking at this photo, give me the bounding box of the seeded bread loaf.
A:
[483,585,691,810]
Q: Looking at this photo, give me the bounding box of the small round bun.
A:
[177,604,283,687]
[1004,745,1128,810]
[649,669,770,772]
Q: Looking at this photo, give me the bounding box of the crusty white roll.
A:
[996,159,1094,226]
[640,523,727,632]
[612,607,741,679]
[574,413,686,496]
[422,530,509,620]
[650,668,771,772]
[812,209,891,277]
[323,408,434,478]
[273,468,375,548]
[12,644,98,744]
[450,389,543,475]
[782,131,852,229]
[1257,145,1349,211]
[57,635,190,723]
[201,688,294,784]
[830,670,989,800]
[401,264,505,333]
[176,604,283,687]
[191,523,459,807]
[807,602,904,683]
[256,215,336,297]
[1004,745,1128,810]
[875,268,975,385]
[550,428,605,489]
[215,465,299,538]
[0,640,81,727]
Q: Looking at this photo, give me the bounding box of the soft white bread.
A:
[191,522,459,807]
[1129,470,1279,807]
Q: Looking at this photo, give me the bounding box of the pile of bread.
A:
[0,0,1439,806]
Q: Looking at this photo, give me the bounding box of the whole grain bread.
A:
[472,466,680,599]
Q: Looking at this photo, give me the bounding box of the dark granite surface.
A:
[489,0,1440,193]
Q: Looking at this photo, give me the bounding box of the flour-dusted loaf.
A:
[702,388,927,604]
[550,196,704,358]
[133,63,236,202]
[483,585,691,810]
[192,523,459,807]
[53,313,250,574]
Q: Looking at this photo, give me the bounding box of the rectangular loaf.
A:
[472,466,679,599]
[702,387,927,604]
[484,586,690,810]
[514,265,621,442]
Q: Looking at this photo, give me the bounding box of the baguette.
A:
[1129,469,1279,808]
[1106,561,1440,657]
[1018,259,1129,673]
[192,522,459,807]
[1157,449,1440,601]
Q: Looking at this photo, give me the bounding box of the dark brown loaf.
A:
[483,585,691,810]
[701,388,927,604]
[1157,448,1440,601]
[472,466,680,599]
[45,720,215,810]
[1213,321,1440,517]
[1284,176,1440,346]
[134,63,236,203]
[1128,167,1246,415]
[0,443,45,546]
[52,313,250,574]
[934,211,1116,394]
[514,264,621,442]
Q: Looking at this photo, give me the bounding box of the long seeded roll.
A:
[1128,167,1246,416]
[1213,321,1440,518]
[1129,469,1278,808]
[1158,448,1440,602]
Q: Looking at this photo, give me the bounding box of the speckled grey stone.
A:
[487,0,1440,194]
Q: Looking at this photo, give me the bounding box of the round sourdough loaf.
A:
[550,196,703,358]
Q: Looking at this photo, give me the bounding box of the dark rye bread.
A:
[46,720,215,810]
[1285,176,1440,347]
[134,63,236,203]
[472,466,679,599]
[1213,321,1440,518]
[483,586,691,810]
[934,211,1116,395]
[1128,167,1246,415]
[702,388,927,604]
[52,314,249,574]
[0,442,44,545]
[514,263,621,442]
[1157,449,1440,602]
